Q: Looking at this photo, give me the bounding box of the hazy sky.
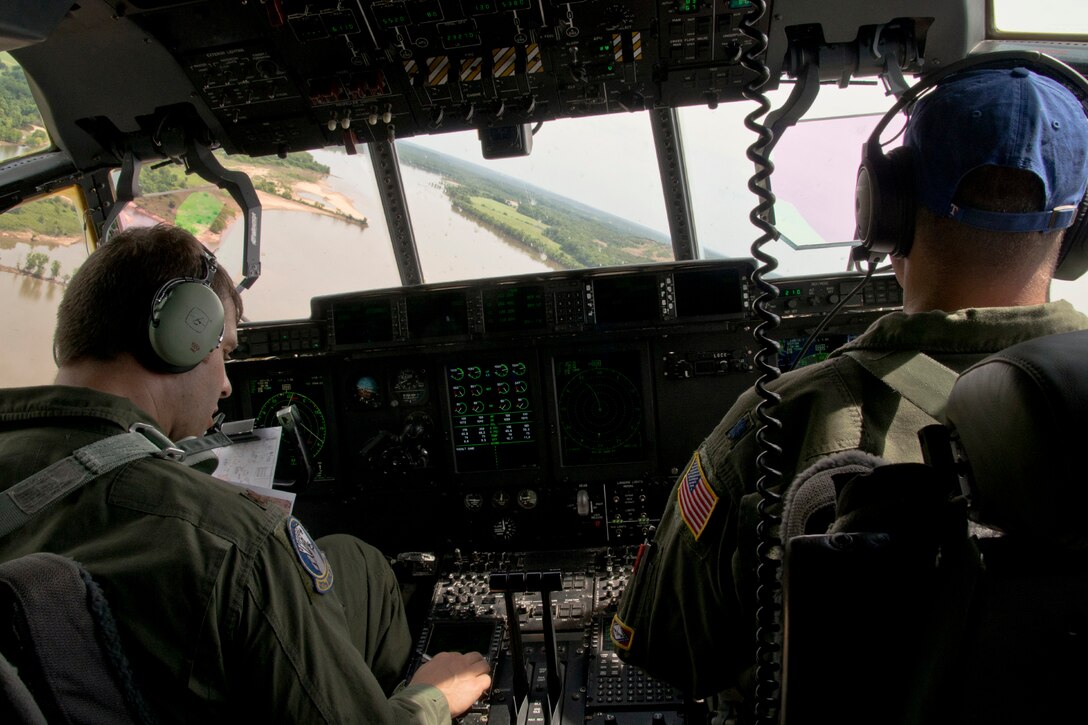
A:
[993,0,1088,33]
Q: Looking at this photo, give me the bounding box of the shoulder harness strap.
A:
[0,424,181,539]
[843,349,958,420]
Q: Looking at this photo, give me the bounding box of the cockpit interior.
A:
[1,1,1085,723]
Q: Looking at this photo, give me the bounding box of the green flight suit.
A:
[0,386,450,724]
[612,301,1088,701]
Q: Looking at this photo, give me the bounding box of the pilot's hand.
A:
[408,651,492,717]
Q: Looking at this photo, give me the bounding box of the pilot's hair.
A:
[54,224,243,367]
[916,165,1062,271]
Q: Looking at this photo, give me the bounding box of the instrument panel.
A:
[223,259,901,552]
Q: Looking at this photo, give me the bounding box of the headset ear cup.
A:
[148,281,225,373]
[886,146,916,257]
[1054,197,1088,280]
[855,159,877,243]
[856,144,915,257]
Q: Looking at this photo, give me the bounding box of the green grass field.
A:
[470,197,546,232]
[465,196,565,254]
[0,195,81,237]
[174,191,224,234]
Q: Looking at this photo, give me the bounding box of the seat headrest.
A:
[943,329,1088,549]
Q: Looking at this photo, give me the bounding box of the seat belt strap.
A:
[843,349,958,420]
[0,426,177,539]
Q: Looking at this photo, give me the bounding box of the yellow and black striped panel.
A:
[460,57,484,82]
[426,56,450,86]
[492,47,516,78]
[612,32,644,64]
[525,43,543,74]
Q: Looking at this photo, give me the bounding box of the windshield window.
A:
[118,149,400,322]
[681,78,1087,312]
[218,148,400,321]
[991,0,1088,35]
[397,112,672,283]
[0,187,91,385]
[0,52,51,162]
[680,80,892,276]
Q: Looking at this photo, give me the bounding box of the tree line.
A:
[0,54,47,147]
[397,142,671,269]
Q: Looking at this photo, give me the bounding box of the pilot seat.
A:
[777,328,1088,725]
[0,553,152,724]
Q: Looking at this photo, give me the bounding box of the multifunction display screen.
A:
[448,358,538,472]
[482,285,547,333]
[593,275,661,325]
[424,621,498,658]
[554,352,647,467]
[247,371,335,481]
[673,267,745,319]
[778,333,856,370]
[407,291,469,338]
[331,298,394,346]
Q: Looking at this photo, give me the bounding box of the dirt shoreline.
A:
[0,230,83,247]
[256,188,365,222]
[224,161,367,222]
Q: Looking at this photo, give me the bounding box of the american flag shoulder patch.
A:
[677,453,719,540]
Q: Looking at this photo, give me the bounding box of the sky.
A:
[993,0,1088,34]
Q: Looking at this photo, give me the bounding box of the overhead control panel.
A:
[117,0,774,156]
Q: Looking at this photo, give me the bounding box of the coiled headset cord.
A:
[740,1,784,723]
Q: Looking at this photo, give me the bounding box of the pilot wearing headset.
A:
[612,59,1088,708]
[0,224,490,723]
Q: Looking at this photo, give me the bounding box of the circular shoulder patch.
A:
[287,516,334,594]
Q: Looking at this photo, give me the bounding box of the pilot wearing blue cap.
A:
[910,67,1087,235]
[612,61,1088,710]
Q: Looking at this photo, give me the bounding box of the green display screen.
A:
[439,21,482,49]
[374,2,409,28]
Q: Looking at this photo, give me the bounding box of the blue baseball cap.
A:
[906,66,1088,232]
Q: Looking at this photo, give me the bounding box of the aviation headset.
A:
[854,50,1088,281]
[147,246,226,374]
